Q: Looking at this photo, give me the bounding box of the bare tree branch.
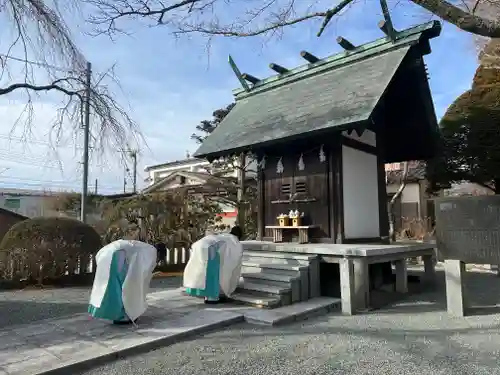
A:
[84,0,351,38]
[412,0,500,37]
[1,0,142,164]
[0,78,81,97]
[82,0,500,40]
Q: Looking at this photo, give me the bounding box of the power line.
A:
[0,180,123,190]
[0,54,78,74]
[0,175,79,184]
[0,157,60,169]
[0,134,82,149]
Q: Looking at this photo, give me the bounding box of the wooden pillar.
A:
[257,164,265,240]
[375,131,390,242]
[236,153,246,231]
[330,139,345,244]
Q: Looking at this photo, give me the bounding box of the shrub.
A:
[0,217,102,285]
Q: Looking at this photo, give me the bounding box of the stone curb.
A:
[31,311,244,375]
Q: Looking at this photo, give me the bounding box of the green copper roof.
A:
[194,21,441,159]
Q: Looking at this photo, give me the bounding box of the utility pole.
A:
[80,61,91,223]
[130,150,137,193]
[94,179,98,194]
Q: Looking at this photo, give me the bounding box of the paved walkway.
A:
[0,288,339,375]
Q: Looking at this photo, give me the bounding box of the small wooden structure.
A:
[266,225,318,243]
[195,21,441,245]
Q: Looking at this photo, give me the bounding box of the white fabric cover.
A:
[183,233,243,297]
[89,240,157,321]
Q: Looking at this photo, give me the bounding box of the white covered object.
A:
[183,233,243,297]
[89,240,157,321]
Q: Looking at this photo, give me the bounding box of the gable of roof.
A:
[142,171,213,194]
[194,21,441,159]
[144,158,208,172]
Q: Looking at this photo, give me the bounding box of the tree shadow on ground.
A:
[0,276,182,330]
[372,269,500,316]
[0,300,88,329]
[150,276,182,291]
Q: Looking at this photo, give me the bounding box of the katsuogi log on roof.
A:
[194,21,442,163]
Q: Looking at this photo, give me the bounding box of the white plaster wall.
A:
[386,183,420,203]
[342,146,380,239]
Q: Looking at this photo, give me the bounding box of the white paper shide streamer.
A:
[298,154,305,171]
[276,157,284,174]
[259,155,266,169]
[319,145,326,163]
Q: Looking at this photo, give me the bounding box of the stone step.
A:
[241,265,301,277]
[240,275,301,303]
[242,255,310,267]
[242,261,308,272]
[240,275,291,289]
[241,264,310,301]
[230,291,282,309]
[243,250,317,261]
[238,281,291,295]
[241,272,298,283]
[244,297,342,325]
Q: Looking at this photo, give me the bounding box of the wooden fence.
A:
[85,247,191,274]
[0,247,191,282]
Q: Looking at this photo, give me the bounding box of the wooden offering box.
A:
[278,217,290,226]
[291,217,302,227]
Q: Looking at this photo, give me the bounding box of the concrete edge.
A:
[35,313,245,375]
[244,298,342,326]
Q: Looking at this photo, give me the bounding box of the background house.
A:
[0,189,60,218]
[385,161,429,232]
[144,157,257,228]
[385,161,492,235]
[0,188,104,224]
[144,157,211,185]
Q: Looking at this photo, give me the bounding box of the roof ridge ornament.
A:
[379,0,397,41]
[228,55,250,92]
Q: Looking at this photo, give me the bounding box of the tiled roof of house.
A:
[0,208,28,220]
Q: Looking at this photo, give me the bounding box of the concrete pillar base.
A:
[340,258,355,315]
[444,259,467,317]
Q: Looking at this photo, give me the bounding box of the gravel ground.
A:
[79,270,500,375]
[0,277,182,328]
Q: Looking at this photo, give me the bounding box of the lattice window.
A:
[295,181,307,194]
[281,183,291,195]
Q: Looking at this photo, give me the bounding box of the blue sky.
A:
[0,0,479,193]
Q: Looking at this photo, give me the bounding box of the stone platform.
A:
[0,288,340,375]
[241,241,437,315]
